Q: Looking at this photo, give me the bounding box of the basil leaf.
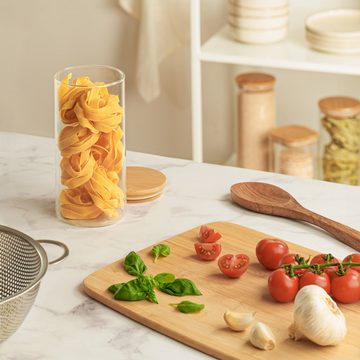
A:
[170,301,205,314]
[124,251,147,276]
[108,283,125,294]
[154,273,176,285]
[114,278,147,301]
[146,288,158,304]
[151,244,170,263]
[159,278,202,296]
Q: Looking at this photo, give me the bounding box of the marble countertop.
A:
[1,132,360,360]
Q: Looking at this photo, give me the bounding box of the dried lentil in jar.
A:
[318,96,360,185]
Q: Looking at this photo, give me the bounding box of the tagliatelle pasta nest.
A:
[57,74,124,220]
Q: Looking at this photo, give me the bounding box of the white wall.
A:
[1,0,360,165]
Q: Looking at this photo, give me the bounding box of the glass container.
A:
[319,96,360,185]
[235,72,276,171]
[54,65,126,226]
[269,125,319,179]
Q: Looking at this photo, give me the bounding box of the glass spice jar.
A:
[269,125,319,179]
[235,72,276,171]
[54,65,126,227]
[318,96,360,185]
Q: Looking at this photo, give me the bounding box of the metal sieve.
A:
[0,225,69,342]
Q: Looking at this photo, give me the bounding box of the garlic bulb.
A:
[249,322,276,350]
[289,285,347,346]
[223,310,255,331]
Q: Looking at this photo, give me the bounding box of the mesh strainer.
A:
[0,225,69,342]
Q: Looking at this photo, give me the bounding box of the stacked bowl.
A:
[228,0,289,44]
[306,9,360,55]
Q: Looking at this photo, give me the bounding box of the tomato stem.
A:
[282,253,360,277]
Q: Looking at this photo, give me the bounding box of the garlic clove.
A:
[249,322,276,351]
[223,310,255,331]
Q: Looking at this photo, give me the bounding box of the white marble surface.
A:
[1,132,360,359]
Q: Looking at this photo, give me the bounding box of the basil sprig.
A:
[108,251,202,304]
[124,251,147,276]
[151,244,170,263]
[170,301,205,314]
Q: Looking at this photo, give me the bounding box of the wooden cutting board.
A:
[83,222,360,360]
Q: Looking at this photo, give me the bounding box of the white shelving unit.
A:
[190,0,360,162]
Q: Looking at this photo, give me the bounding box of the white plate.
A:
[229,24,287,44]
[228,2,288,17]
[230,0,288,10]
[306,30,360,47]
[228,14,288,30]
[306,9,360,40]
[307,41,360,55]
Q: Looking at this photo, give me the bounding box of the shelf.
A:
[201,26,360,76]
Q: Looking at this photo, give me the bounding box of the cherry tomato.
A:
[299,271,331,293]
[279,253,307,275]
[343,253,360,273]
[331,269,360,304]
[268,268,299,303]
[194,242,221,261]
[218,254,250,278]
[310,253,339,278]
[198,225,222,243]
[256,238,289,270]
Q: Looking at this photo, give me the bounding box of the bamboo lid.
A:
[318,96,360,118]
[235,72,275,92]
[126,166,166,202]
[269,125,319,147]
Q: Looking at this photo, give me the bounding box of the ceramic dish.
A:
[230,0,288,10]
[306,30,360,47]
[228,2,288,17]
[306,9,360,39]
[228,14,288,30]
[230,25,287,44]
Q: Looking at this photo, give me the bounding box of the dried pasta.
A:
[57,74,124,220]
[322,116,360,185]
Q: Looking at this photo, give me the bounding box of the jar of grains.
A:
[235,72,276,171]
[269,125,319,179]
[318,96,360,185]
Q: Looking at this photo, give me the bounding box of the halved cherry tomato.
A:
[218,254,250,278]
[268,268,299,303]
[331,269,360,304]
[299,271,330,293]
[279,253,307,275]
[198,225,222,243]
[256,238,289,270]
[194,242,221,261]
[343,253,360,273]
[310,253,339,278]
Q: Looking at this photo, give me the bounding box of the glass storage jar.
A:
[319,96,360,185]
[235,72,276,171]
[269,125,319,179]
[54,65,126,227]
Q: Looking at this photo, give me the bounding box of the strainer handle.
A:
[37,240,69,265]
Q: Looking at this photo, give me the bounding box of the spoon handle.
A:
[296,207,360,251]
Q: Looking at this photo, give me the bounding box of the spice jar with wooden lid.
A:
[269,125,319,179]
[235,72,276,171]
[319,96,360,185]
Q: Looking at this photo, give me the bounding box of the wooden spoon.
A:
[231,182,360,251]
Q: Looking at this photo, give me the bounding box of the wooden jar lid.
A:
[269,125,319,147]
[126,166,167,202]
[318,96,360,118]
[235,72,275,92]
